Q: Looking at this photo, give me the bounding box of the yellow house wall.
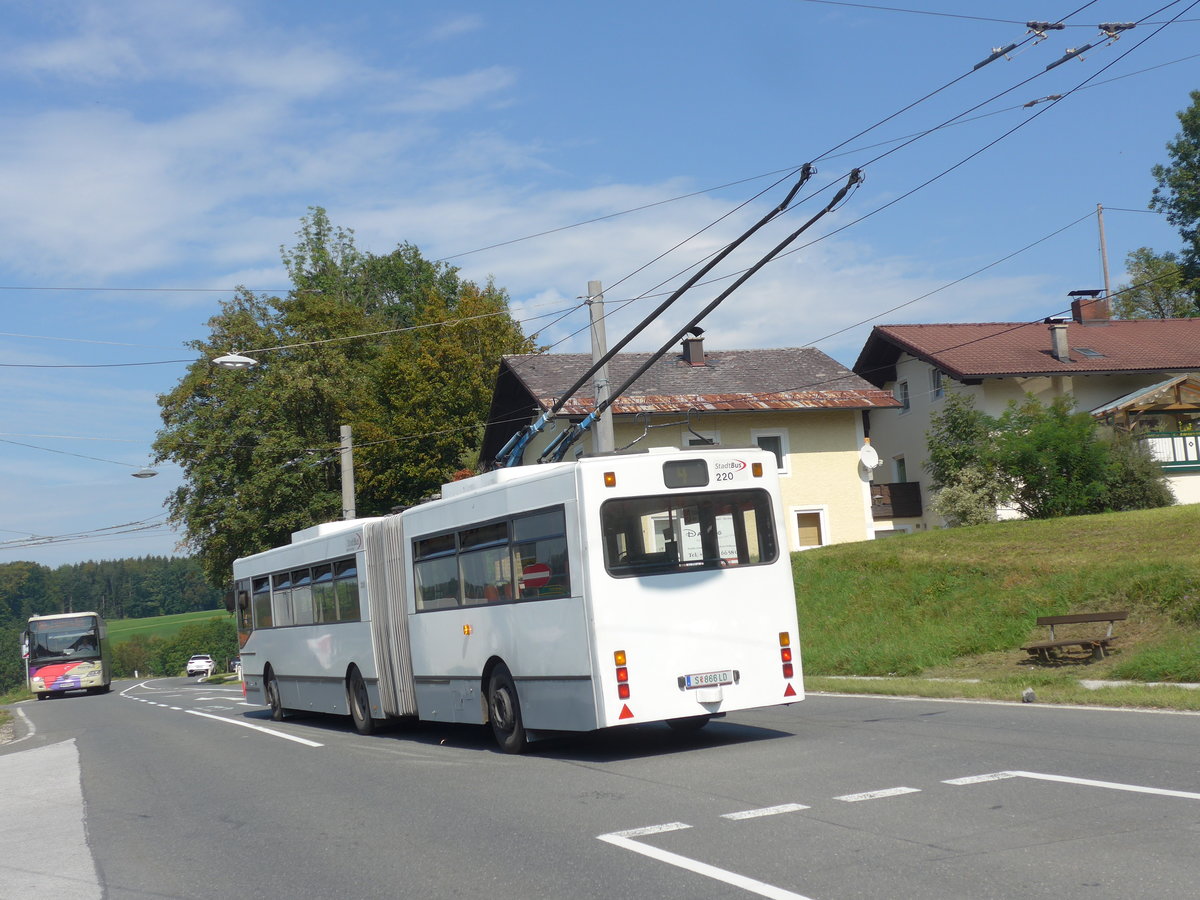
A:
[520,409,874,551]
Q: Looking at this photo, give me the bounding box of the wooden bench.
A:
[1021,611,1128,662]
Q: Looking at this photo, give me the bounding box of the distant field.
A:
[108,609,231,643]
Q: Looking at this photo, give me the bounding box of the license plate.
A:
[683,670,733,689]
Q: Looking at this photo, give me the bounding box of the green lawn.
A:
[106,608,231,643]
[792,504,1200,709]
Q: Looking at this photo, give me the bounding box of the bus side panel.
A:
[510,596,598,732]
[241,621,376,716]
[407,595,597,731]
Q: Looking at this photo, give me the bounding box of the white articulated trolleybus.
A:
[229,170,847,751]
[233,446,802,751]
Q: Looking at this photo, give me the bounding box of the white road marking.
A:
[721,803,810,820]
[185,709,324,747]
[119,681,322,747]
[950,770,1200,801]
[944,772,1019,786]
[598,824,815,900]
[835,786,920,802]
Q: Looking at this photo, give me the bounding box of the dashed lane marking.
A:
[721,803,810,820]
[834,786,920,802]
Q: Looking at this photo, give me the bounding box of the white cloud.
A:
[391,66,518,114]
[425,15,485,42]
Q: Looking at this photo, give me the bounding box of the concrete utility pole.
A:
[587,280,616,454]
[1097,203,1113,308]
[340,425,356,520]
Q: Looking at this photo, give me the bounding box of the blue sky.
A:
[1,0,1197,568]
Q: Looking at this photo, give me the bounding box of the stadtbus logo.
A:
[714,460,747,471]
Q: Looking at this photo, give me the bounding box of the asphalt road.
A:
[3,679,1200,899]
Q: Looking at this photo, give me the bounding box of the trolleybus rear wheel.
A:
[487,664,527,754]
[347,666,375,736]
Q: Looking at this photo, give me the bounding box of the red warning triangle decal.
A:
[783,683,797,697]
[619,704,634,719]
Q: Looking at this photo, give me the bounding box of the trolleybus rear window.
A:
[602,488,777,577]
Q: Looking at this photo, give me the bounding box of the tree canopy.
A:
[1150,89,1200,297]
[1112,247,1196,319]
[926,392,1174,524]
[154,209,536,585]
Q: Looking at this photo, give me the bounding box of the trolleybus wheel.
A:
[347,666,375,736]
[36,692,48,701]
[666,715,712,732]
[265,669,286,721]
[487,664,527,754]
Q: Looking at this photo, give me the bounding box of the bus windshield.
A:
[602,488,777,576]
[28,616,101,663]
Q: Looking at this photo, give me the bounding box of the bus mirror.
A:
[224,590,236,613]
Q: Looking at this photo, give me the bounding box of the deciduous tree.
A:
[154,209,534,584]
[1150,89,1200,295]
[1113,247,1196,319]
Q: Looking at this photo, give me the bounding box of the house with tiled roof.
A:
[482,335,901,551]
[852,295,1200,531]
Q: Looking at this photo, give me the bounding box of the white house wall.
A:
[867,351,1194,528]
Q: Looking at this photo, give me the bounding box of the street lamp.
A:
[130,467,158,479]
[212,352,258,369]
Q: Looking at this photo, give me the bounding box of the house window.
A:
[894,456,907,483]
[793,509,827,550]
[895,381,910,413]
[752,430,789,475]
[929,368,944,400]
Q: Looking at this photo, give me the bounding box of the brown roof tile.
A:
[854,318,1200,384]
[505,346,899,414]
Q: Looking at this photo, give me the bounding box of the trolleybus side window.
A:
[513,508,570,600]
[272,572,293,627]
[312,564,335,623]
[413,506,572,611]
[292,568,315,625]
[460,521,510,606]
[334,560,361,621]
[414,534,460,610]
[252,577,272,629]
[602,488,777,577]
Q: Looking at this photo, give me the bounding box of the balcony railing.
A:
[870,481,923,519]
[1138,431,1200,470]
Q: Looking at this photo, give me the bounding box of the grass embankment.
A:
[105,609,228,643]
[794,504,1200,710]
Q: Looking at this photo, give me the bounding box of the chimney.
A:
[1069,289,1109,323]
[681,333,705,366]
[1048,321,1070,361]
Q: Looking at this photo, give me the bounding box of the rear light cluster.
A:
[613,650,635,719]
[614,650,630,699]
[779,632,794,679]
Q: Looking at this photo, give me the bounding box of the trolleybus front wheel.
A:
[487,664,527,754]
[347,666,375,736]
[265,668,286,721]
